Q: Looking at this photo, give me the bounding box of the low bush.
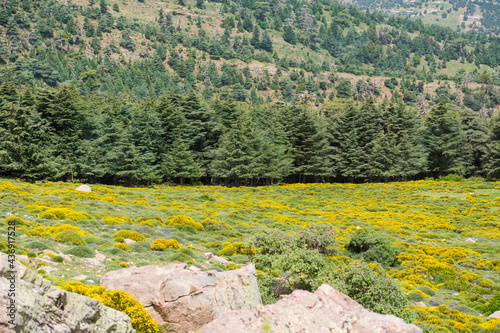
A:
[113,243,128,251]
[166,215,204,231]
[113,230,147,242]
[338,262,414,322]
[4,216,31,226]
[201,218,233,231]
[128,241,150,253]
[27,241,49,250]
[54,230,86,245]
[408,291,425,302]
[346,230,400,267]
[151,238,180,251]
[53,256,64,263]
[65,246,94,258]
[417,286,436,297]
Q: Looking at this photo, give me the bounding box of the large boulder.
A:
[100,263,261,333]
[75,184,91,192]
[0,253,134,333]
[197,284,423,333]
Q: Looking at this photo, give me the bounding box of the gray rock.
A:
[101,263,261,333]
[0,252,135,333]
[82,258,104,267]
[197,284,423,333]
[75,185,92,192]
[489,311,500,319]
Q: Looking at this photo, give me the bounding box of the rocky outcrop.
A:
[197,284,423,333]
[100,263,261,333]
[489,311,500,319]
[0,252,135,333]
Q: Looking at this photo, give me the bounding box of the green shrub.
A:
[408,291,424,302]
[426,297,446,306]
[65,246,95,258]
[128,241,150,252]
[103,247,122,255]
[173,224,197,234]
[105,263,123,272]
[53,256,64,263]
[437,174,465,182]
[338,262,414,322]
[27,252,36,258]
[253,229,337,304]
[27,241,49,250]
[168,252,191,262]
[417,286,436,297]
[346,230,400,267]
[481,291,500,315]
[115,237,125,243]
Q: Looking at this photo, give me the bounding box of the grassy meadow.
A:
[2,178,500,332]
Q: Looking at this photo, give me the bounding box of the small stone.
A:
[95,252,106,262]
[75,184,91,192]
[20,234,27,238]
[415,302,427,307]
[123,239,136,245]
[43,250,56,255]
[203,252,214,259]
[465,238,476,243]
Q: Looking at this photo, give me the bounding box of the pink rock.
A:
[197,284,423,333]
[100,263,261,333]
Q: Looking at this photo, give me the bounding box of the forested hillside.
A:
[2,0,500,185]
[352,0,500,36]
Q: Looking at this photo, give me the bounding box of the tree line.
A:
[1,82,499,186]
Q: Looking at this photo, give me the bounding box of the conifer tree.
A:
[210,111,258,185]
[484,115,500,178]
[281,104,333,182]
[163,136,202,184]
[424,101,468,177]
[260,30,273,52]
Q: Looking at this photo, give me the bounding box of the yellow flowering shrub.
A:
[113,243,128,251]
[102,215,133,225]
[134,216,163,227]
[4,216,31,226]
[40,208,91,221]
[113,230,147,242]
[28,223,87,245]
[166,215,204,231]
[54,230,86,245]
[62,281,159,333]
[150,239,180,251]
[218,242,256,256]
[201,218,233,231]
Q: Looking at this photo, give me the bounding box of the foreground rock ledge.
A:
[100,263,262,333]
[0,252,134,333]
[197,284,423,333]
